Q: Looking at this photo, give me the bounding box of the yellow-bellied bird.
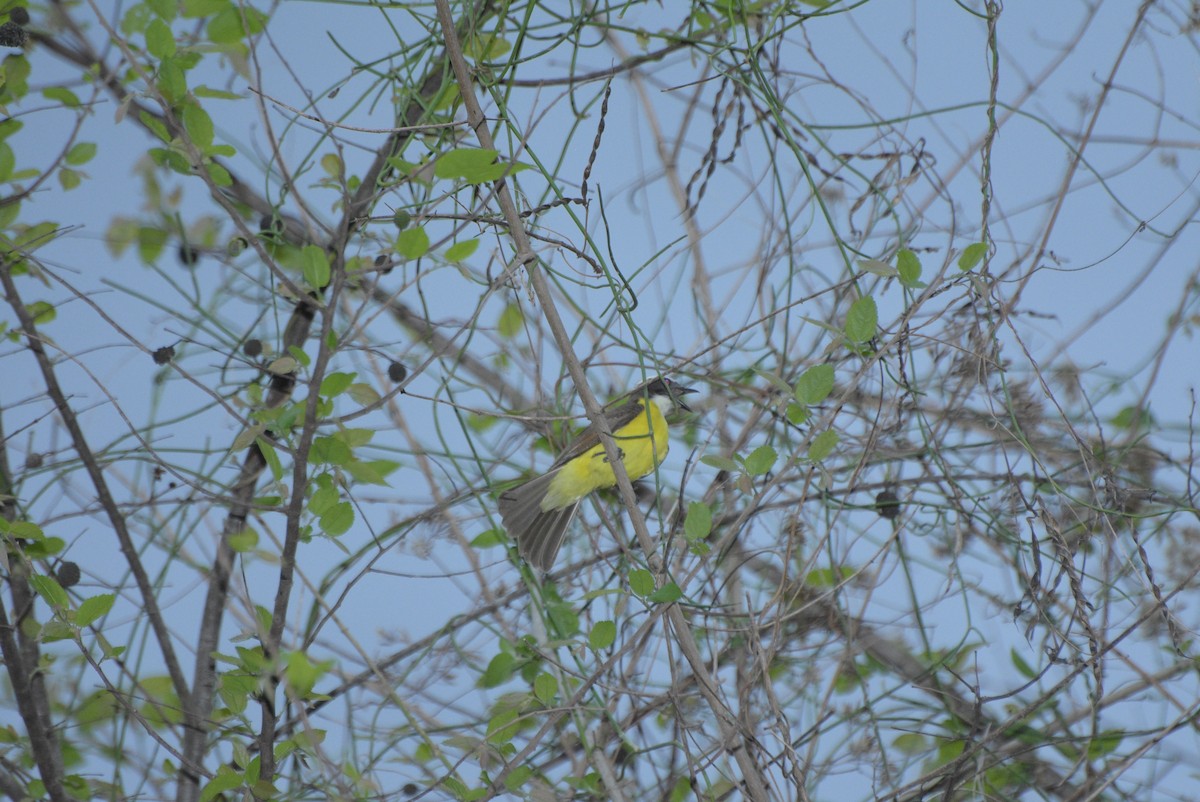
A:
[499,377,697,570]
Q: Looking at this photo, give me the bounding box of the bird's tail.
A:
[498,470,579,571]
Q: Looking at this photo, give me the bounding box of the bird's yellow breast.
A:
[541,399,670,511]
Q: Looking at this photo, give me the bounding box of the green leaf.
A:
[74,594,115,627]
[394,226,429,259]
[1112,406,1152,430]
[182,102,214,150]
[2,54,30,99]
[744,445,777,476]
[893,732,926,755]
[471,528,506,548]
[807,429,840,462]
[121,0,152,32]
[300,245,330,290]
[200,767,243,802]
[857,258,897,277]
[227,528,258,552]
[265,355,297,375]
[0,142,13,183]
[794,364,834,405]
[464,31,512,61]
[486,707,521,746]
[648,582,682,603]
[589,620,616,650]
[255,438,283,481]
[0,118,23,142]
[193,85,242,99]
[754,368,793,396]
[137,225,169,265]
[343,459,400,486]
[444,239,479,262]
[958,241,988,272]
[319,371,354,397]
[320,152,341,177]
[478,652,515,688]
[806,566,853,587]
[347,383,380,406]
[145,18,176,57]
[182,0,230,17]
[628,569,654,597]
[532,673,557,704]
[25,301,55,325]
[1010,647,1035,679]
[897,248,923,286]
[31,574,69,609]
[65,143,97,166]
[434,147,505,184]
[207,5,265,43]
[497,303,523,338]
[1086,730,1124,759]
[218,672,255,715]
[58,169,82,191]
[41,621,76,643]
[312,436,352,465]
[318,502,353,536]
[700,454,740,473]
[336,427,374,447]
[285,651,330,698]
[307,475,336,513]
[683,501,712,541]
[504,765,534,793]
[844,296,877,343]
[139,110,172,144]
[547,602,579,637]
[76,690,120,727]
[785,403,809,425]
[42,86,82,108]
[7,520,44,539]
[156,58,187,105]
[206,161,233,186]
[467,413,497,432]
[148,146,186,175]
[23,537,64,559]
[233,423,266,456]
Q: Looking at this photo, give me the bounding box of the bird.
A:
[498,376,697,571]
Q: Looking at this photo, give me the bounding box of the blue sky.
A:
[5,0,1200,797]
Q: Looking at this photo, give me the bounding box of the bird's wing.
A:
[549,396,646,468]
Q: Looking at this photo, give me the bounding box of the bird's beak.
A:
[673,384,698,413]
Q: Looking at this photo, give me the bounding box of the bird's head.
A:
[643,376,698,413]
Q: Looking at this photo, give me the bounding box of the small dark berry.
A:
[258,215,283,236]
[24,452,43,470]
[9,7,29,25]
[387,362,407,383]
[0,20,26,47]
[152,345,175,365]
[56,561,81,588]
[178,243,201,267]
[243,338,263,357]
[875,489,901,520]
